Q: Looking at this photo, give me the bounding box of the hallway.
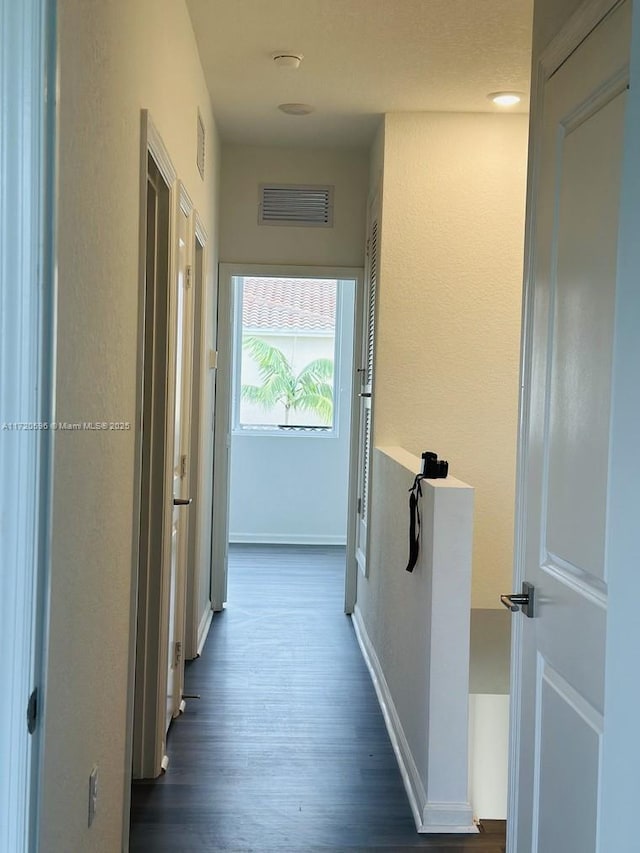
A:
[129,545,505,852]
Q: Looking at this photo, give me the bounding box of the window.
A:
[232,276,340,434]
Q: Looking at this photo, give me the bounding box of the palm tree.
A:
[241,335,334,425]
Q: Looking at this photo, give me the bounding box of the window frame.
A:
[231,273,346,438]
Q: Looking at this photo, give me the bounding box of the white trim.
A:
[184,211,213,661]
[352,608,477,835]
[211,265,234,611]
[194,210,208,246]
[145,112,176,188]
[229,533,347,546]
[599,6,640,845]
[127,112,178,790]
[196,607,213,657]
[214,263,364,618]
[178,180,194,217]
[230,275,342,437]
[232,426,339,438]
[0,2,56,851]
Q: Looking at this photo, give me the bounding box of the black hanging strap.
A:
[406,474,424,573]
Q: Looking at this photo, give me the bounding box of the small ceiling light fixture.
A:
[488,91,523,107]
[278,102,314,116]
[272,52,303,69]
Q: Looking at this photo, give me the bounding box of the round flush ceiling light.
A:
[488,91,523,107]
[278,102,314,116]
[272,52,303,69]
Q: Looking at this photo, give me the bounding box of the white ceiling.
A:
[186,0,533,149]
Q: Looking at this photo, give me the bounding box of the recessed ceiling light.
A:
[272,52,303,69]
[488,91,523,107]
[278,103,314,116]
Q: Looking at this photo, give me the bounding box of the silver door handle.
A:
[500,582,535,618]
[173,497,193,506]
[358,392,372,398]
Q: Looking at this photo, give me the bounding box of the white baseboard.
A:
[229,532,347,546]
[352,606,477,835]
[196,606,213,657]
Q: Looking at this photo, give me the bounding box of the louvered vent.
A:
[366,219,378,384]
[361,409,372,523]
[197,110,205,179]
[259,184,334,227]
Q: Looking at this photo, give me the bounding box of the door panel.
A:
[535,663,602,853]
[545,93,621,581]
[511,3,630,851]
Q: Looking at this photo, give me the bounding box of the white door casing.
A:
[166,187,196,724]
[355,195,380,577]
[211,265,234,612]
[213,264,364,614]
[185,216,213,659]
[508,3,630,852]
[0,1,55,849]
[131,114,177,780]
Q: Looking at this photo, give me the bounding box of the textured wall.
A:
[220,144,369,268]
[374,112,528,608]
[42,2,219,850]
[369,119,385,203]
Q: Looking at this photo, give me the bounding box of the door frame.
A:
[184,213,213,659]
[213,263,364,614]
[0,1,57,850]
[506,0,631,849]
[166,181,196,721]
[125,111,177,800]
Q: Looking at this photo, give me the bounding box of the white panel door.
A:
[509,4,630,852]
[166,201,195,727]
[355,197,379,574]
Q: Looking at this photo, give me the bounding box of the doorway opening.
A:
[212,266,363,616]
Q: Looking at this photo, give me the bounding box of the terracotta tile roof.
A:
[242,277,336,332]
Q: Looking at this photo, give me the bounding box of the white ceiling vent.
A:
[259,184,334,227]
[197,110,205,180]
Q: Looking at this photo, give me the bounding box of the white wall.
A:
[369,119,385,203]
[229,282,355,544]
[220,144,369,267]
[43,2,219,851]
[353,447,475,832]
[372,112,528,608]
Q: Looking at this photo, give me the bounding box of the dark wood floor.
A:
[130,544,506,852]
